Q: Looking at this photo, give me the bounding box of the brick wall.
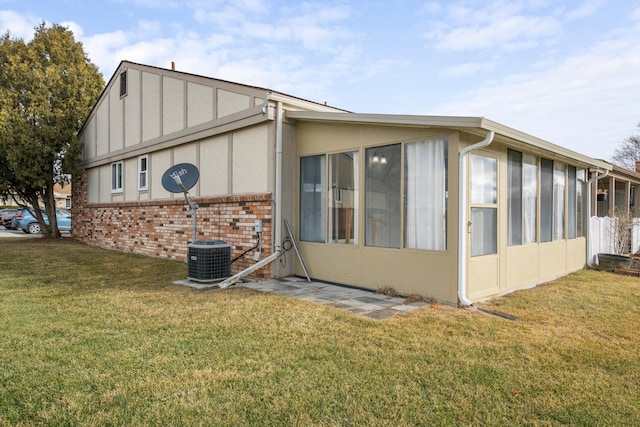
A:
[72,170,274,279]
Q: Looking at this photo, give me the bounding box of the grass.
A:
[0,238,639,426]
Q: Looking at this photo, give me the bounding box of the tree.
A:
[610,122,640,171]
[0,23,104,237]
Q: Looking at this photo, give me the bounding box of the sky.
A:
[1,0,639,163]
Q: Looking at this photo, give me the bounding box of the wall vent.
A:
[119,71,127,97]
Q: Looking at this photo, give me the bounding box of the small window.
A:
[65,197,72,209]
[138,155,148,190]
[119,71,127,97]
[111,161,123,193]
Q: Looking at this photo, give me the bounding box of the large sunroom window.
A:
[365,144,401,248]
[553,162,565,240]
[299,137,448,250]
[404,138,448,250]
[508,150,537,246]
[540,158,553,242]
[300,155,325,242]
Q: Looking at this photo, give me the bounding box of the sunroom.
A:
[287,112,610,304]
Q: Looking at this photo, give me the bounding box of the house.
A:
[591,164,640,218]
[74,60,613,305]
[0,183,71,209]
[588,164,640,259]
[53,183,72,209]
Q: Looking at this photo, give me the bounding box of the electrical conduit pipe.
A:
[216,99,286,288]
[458,131,495,306]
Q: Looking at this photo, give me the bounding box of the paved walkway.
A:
[242,277,429,319]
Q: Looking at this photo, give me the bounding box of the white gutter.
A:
[213,99,283,289]
[458,131,495,306]
[274,100,283,254]
[586,169,609,266]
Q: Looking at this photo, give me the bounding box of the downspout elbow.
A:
[458,131,495,306]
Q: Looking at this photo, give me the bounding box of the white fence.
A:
[589,216,640,264]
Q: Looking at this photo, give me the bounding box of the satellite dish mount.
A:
[161,163,200,243]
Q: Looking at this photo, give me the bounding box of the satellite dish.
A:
[162,163,199,193]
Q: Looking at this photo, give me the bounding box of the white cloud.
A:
[422,1,563,52]
[434,14,561,51]
[566,0,610,21]
[431,25,640,160]
[0,10,38,40]
[441,60,496,77]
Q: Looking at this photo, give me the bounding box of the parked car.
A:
[1,208,20,229]
[12,207,72,234]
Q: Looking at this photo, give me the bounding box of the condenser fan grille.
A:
[187,240,231,282]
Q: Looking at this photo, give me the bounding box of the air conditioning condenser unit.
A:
[187,240,231,282]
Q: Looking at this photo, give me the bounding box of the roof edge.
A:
[286,111,611,170]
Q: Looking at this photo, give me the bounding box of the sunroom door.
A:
[468,153,500,299]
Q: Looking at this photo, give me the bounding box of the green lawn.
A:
[1,239,638,426]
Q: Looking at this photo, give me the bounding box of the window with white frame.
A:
[299,137,448,250]
[470,154,497,257]
[365,144,402,248]
[404,138,448,250]
[329,151,358,244]
[300,155,325,242]
[576,169,586,237]
[508,150,537,246]
[540,158,554,243]
[111,161,123,193]
[138,155,148,190]
[553,162,565,240]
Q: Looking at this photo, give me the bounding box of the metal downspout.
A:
[275,101,283,255]
[458,131,495,306]
[586,169,609,266]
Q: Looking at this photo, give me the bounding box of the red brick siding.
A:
[71,170,274,279]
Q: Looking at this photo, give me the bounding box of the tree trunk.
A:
[44,182,60,238]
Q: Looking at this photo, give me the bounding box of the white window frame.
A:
[138,155,149,191]
[111,161,123,193]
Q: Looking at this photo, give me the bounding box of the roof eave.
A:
[285,112,611,170]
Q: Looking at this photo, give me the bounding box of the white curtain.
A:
[553,165,565,240]
[523,155,537,244]
[405,139,446,250]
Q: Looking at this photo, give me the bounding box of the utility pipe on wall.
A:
[457,130,495,306]
[274,101,283,255]
[586,169,609,266]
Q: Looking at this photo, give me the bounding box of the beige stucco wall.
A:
[200,135,230,195]
[163,76,184,136]
[142,72,161,142]
[188,82,214,127]
[232,125,269,194]
[87,168,100,204]
[96,98,109,156]
[89,123,272,204]
[109,84,123,152]
[218,89,250,118]
[125,69,141,147]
